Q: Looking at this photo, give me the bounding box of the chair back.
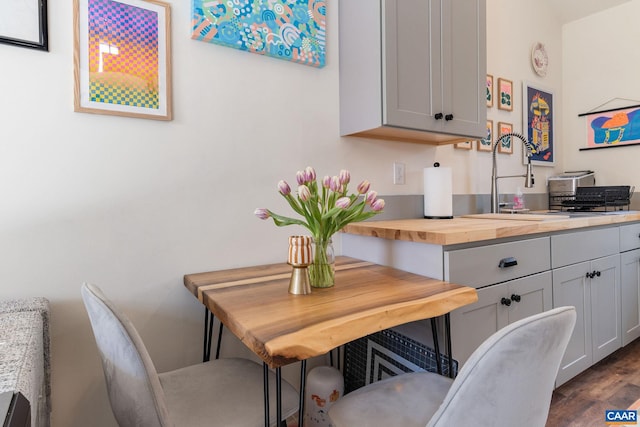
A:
[427,306,576,427]
[81,283,172,427]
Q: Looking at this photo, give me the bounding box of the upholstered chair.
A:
[81,283,298,427]
[329,306,576,427]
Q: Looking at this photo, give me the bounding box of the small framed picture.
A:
[477,120,493,152]
[486,74,494,108]
[455,141,473,150]
[497,122,514,154]
[498,78,513,111]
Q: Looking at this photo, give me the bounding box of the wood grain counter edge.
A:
[341,214,640,246]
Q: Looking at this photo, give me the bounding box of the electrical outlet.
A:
[393,162,406,185]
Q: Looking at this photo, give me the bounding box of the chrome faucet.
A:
[491,133,535,213]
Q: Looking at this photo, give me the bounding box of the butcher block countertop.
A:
[341,211,640,246]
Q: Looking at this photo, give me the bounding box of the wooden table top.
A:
[184,257,477,368]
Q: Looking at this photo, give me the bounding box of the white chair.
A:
[329,306,576,427]
[81,283,298,427]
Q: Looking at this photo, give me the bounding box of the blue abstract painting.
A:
[191,0,326,68]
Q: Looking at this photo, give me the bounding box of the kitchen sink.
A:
[461,211,638,221]
[537,210,639,218]
[537,211,602,218]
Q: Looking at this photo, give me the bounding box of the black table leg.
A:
[298,360,307,427]
[445,313,454,378]
[276,367,282,427]
[263,363,270,427]
[430,318,443,375]
[215,322,223,359]
[203,308,214,362]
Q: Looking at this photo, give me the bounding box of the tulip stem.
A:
[309,238,334,288]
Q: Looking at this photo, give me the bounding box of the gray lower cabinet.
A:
[552,254,621,386]
[342,221,640,386]
[449,271,552,365]
[621,249,640,346]
[445,237,552,365]
[620,223,640,346]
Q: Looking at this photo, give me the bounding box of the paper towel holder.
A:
[424,162,454,219]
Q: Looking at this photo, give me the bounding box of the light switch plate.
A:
[393,162,405,185]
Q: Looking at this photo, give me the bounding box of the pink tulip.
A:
[298,185,311,201]
[371,198,385,212]
[330,176,342,192]
[322,175,332,189]
[277,180,291,196]
[305,166,316,182]
[339,169,351,185]
[357,180,370,194]
[254,208,270,220]
[336,197,351,209]
[365,190,378,205]
[296,170,306,185]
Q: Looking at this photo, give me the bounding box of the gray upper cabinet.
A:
[339,0,486,145]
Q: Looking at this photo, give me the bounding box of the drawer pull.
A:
[511,294,521,303]
[500,297,512,306]
[498,257,518,268]
[586,270,601,279]
[445,114,454,121]
[434,113,443,120]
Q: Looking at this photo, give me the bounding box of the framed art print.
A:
[191,0,326,68]
[522,82,554,165]
[74,0,172,120]
[498,78,513,111]
[478,120,493,152]
[0,0,48,50]
[497,122,513,154]
[455,141,473,150]
[486,74,493,108]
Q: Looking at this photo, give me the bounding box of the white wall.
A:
[0,1,564,425]
[562,1,640,200]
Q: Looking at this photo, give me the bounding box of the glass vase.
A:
[309,237,335,288]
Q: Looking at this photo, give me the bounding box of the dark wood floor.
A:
[546,338,640,426]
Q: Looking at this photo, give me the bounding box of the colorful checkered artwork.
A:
[88,0,160,109]
[191,0,326,68]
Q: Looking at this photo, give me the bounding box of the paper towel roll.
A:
[424,165,453,219]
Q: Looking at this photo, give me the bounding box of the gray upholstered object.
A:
[329,306,576,427]
[81,283,298,427]
[0,297,50,427]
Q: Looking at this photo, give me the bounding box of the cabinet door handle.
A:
[500,297,512,306]
[498,257,518,268]
[586,271,600,279]
[445,114,454,121]
[511,294,521,303]
[434,113,443,120]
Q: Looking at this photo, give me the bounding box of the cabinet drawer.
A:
[444,237,550,288]
[620,223,640,252]
[551,227,619,268]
